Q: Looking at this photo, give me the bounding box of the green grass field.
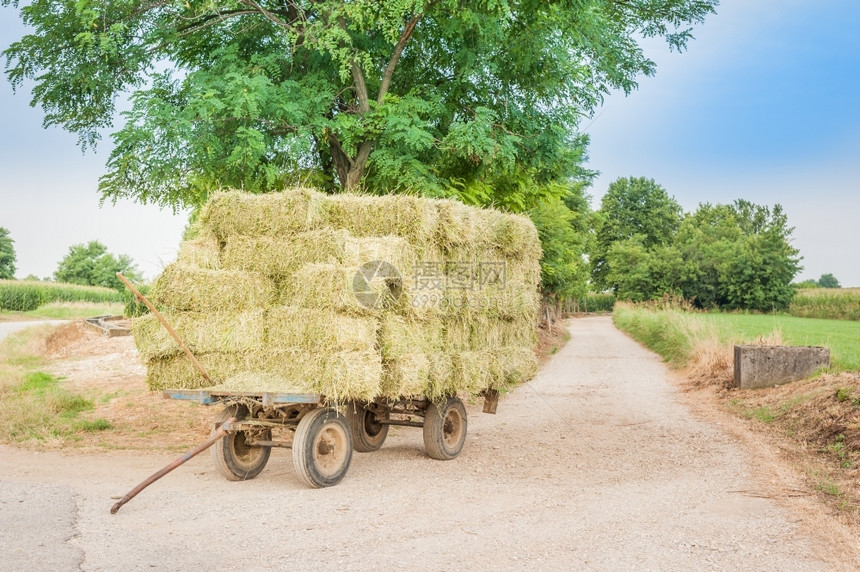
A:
[700,313,860,371]
[613,303,860,371]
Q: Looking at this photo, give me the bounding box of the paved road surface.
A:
[0,317,844,570]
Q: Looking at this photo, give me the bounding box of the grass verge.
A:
[0,326,111,445]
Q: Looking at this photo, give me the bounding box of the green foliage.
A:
[528,185,592,302]
[562,293,616,313]
[789,288,860,321]
[601,196,802,311]
[0,227,16,280]
[591,177,683,291]
[4,0,717,209]
[0,280,122,312]
[818,273,841,289]
[53,241,142,291]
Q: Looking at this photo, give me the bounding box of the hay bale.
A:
[144,352,251,390]
[200,188,327,240]
[381,353,431,398]
[221,230,349,276]
[152,265,277,312]
[279,263,397,315]
[495,346,539,389]
[265,306,377,353]
[379,314,444,359]
[434,200,542,260]
[322,193,439,248]
[258,349,382,402]
[383,353,456,400]
[133,310,265,360]
[445,245,541,287]
[222,232,416,281]
[148,348,383,401]
[175,231,222,270]
[444,315,538,352]
[488,211,542,259]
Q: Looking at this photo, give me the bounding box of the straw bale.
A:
[434,199,541,260]
[343,235,417,273]
[208,373,313,394]
[444,315,538,352]
[379,314,444,359]
[221,230,349,276]
[152,265,277,312]
[381,353,431,398]
[445,245,541,287]
[494,346,539,389]
[488,211,542,259]
[258,348,382,402]
[133,309,265,360]
[147,348,383,401]
[144,352,251,390]
[279,263,397,315]
[200,188,327,240]
[265,306,377,352]
[322,193,439,247]
[434,199,481,250]
[175,231,222,270]
[383,353,456,400]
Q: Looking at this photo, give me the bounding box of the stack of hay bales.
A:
[133,188,541,403]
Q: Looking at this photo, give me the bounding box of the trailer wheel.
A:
[423,397,467,460]
[293,408,353,488]
[210,405,271,481]
[346,402,389,452]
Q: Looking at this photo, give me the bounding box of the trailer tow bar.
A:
[110,417,237,514]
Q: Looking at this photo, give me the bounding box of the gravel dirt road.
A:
[0,316,855,570]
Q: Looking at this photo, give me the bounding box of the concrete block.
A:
[733,345,830,389]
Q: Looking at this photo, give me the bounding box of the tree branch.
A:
[377,14,422,105]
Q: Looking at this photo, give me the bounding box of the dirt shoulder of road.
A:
[673,377,859,561]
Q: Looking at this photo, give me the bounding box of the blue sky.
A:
[1,1,859,285]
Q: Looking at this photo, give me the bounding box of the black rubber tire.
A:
[292,408,353,488]
[345,401,389,452]
[210,404,271,481]
[423,397,467,461]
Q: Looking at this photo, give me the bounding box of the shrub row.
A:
[0,280,123,312]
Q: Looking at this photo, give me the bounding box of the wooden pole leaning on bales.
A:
[116,272,214,385]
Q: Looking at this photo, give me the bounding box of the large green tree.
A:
[605,199,802,311]
[4,0,717,211]
[591,176,683,291]
[54,241,142,291]
[0,227,16,279]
